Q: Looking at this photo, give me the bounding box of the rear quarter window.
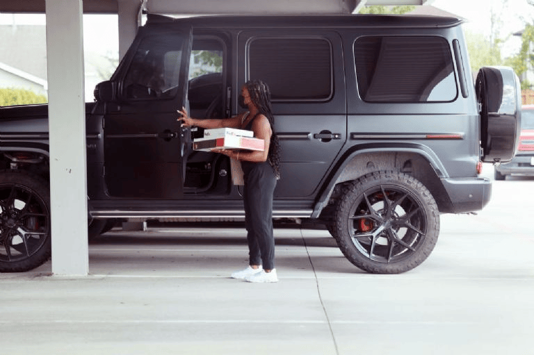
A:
[354,36,457,103]
[248,38,332,101]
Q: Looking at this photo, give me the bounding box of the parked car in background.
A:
[495,105,534,180]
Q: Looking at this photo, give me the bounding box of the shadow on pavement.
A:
[90,230,339,249]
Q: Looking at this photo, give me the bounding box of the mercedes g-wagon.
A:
[0,14,521,273]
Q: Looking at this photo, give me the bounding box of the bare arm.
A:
[177,107,242,129]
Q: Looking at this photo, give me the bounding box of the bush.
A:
[0,88,48,106]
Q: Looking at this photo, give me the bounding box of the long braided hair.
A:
[245,80,281,179]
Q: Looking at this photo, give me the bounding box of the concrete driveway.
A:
[2,168,534,355]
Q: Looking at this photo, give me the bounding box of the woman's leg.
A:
[244,164,277,271]
[243,174,262,267]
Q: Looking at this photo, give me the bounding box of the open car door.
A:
[103,27,192,199]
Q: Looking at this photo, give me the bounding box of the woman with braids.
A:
[178,80,281,283]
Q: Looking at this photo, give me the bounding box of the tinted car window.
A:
[123,36,183,100]
[355,36,457,103]
[248,38,332,101]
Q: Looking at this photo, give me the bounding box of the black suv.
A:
[0,14,521,273]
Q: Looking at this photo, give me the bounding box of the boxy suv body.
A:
[0,14,521,273]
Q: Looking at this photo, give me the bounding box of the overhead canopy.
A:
[0,0,435,14]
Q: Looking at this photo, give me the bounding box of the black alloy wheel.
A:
[333,171,439,274]
[0,170,51,272]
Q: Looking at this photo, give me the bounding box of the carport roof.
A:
[0,0,435,15]
[146,13,462,28]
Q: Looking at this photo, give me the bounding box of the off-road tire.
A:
[0,170,51,272]
[101,219,118,234]
[333,170,440,274]
[88,218,118,241]
[88,219,108,240]
[325,222,339,240]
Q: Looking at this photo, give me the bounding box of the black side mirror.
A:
[94,81,116,102]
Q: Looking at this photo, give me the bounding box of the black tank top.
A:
[241,112,258,131]
[240,112,270,175]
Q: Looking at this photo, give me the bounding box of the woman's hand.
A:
[177,106,194,127]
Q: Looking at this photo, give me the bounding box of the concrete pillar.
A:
[118,0,139,59]
[45,0,89,276]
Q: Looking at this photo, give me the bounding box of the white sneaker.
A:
[245,269,278,283]
[231,266,262,280]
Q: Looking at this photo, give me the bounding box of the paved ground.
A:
[2,168,534,355]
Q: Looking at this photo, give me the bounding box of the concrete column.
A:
[45,0,89,275]
[118,0,139,59]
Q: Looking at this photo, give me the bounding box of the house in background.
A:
[0,24,48,96]
[0,22,117,102]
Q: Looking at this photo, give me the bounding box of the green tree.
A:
[358,5,415,15]
[505,24,534,90]
[0,88,47,107]
[190,50,223,78]
[465,30,503,73]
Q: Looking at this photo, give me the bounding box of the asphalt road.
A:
[1,163,534,355]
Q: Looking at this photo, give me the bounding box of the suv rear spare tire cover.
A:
[476,66,522,163]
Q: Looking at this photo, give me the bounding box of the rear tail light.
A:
[476,161,483,175]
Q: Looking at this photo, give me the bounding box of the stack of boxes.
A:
[193,128,265,152]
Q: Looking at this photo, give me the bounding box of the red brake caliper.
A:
[360,219,373,232]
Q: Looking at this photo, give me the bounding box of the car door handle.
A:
[159,130,178,141]
[313,131,341,140]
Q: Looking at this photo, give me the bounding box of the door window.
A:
[187,38,225,120]
[123,35,184,100]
